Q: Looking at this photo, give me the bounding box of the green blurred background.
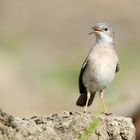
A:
[0,0,140,118]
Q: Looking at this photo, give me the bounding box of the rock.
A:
[0,109,135,140]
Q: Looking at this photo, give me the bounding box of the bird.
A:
[76,22,119,114]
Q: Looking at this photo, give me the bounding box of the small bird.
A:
[76,22,119,114]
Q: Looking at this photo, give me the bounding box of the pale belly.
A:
[82,48,118,92]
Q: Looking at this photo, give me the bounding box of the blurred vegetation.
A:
[79,114,99,140]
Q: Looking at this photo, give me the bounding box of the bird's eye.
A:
[104,28,108,31]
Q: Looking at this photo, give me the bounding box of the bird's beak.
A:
[88,26,101,35]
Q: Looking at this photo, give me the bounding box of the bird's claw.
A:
[102,112,112,116]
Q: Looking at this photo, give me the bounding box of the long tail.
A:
[76,92,96,107]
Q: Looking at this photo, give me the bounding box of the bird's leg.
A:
[84,92,90,113]
[99,90,109,115]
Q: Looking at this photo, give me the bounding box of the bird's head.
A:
[89,22,114,44]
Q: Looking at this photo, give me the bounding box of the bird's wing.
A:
[79,58,88,94]
[115,62,120,73]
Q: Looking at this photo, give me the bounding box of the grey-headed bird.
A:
[76,22,119,114]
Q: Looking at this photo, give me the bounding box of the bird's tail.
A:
[76,92,96,107]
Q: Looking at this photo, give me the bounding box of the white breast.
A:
[83,44,118,92]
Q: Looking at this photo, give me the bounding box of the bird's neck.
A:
[96,34,115,47]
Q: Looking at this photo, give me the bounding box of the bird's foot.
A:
[83,110,86,113]
[102,112,112,116]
